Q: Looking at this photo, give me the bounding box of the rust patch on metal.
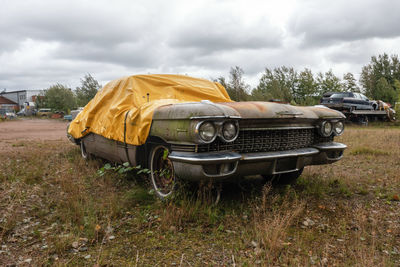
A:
[218,101,268,111]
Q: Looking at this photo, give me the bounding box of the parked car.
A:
[5,111,16,119]
[320,92,377,111]
[17,108,37,116]
[0,109,16,120]
[64,108,84,121]
[37,108,52,117]
[71,107,84,120]
[68,74,347,199]
[64,114,73,121]
[51,111,65,119]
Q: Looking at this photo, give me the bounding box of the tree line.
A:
[37,53,400,113]
[216,53,400,106]
[36,74,101,113]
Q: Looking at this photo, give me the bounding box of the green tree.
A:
[375,77,397,104]
[43,84,76,112]
[316,70,343,95]
[252,66,296,102]
[35,92,47,109]
[227,66,250,101]
[395,79,400,114]
[296,68,318,105]
[360,53,400,104]
[342,72,360,92]
[75,74,101,106]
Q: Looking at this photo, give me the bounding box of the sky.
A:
[1,0,400,91]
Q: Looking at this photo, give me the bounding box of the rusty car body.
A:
[68,75,347,199]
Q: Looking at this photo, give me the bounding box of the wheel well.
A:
[146,135,167,145]
[139,136,168,168]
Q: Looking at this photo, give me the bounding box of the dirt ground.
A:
[0,119,399,266]
[0,118,69,151]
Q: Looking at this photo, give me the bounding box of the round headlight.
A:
[222,121,238,142]
[334,121,344,135]
[321,121,333,137]
[198,122,216,142]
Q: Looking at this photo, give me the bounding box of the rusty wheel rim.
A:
[150,145,175,198]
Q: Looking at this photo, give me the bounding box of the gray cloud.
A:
[289,0,400,47]
[168,17,282,52]
[0,0,400,91]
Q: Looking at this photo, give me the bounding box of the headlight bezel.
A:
[333,120,345,136]
[196,121,217,143]
[319,120,333,137]
[219,121,239,143]
[195,119,240,144]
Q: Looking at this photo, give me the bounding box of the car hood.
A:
[153,101,345,120]
[218,102,345,119]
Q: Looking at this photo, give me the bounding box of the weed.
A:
[124,187,155,205]
[252,185,305,263]
[295,174,327,198]
[329,179,352,197]
[11,142,25,147]
[350,147,389,156]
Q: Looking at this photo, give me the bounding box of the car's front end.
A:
[150,101,346,181]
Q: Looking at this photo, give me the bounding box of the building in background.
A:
[0,90,43,110]
[0,96,18,111]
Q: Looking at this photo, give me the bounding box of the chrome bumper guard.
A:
[168,142,347,180]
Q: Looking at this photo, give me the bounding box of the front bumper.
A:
[168,142,347,181]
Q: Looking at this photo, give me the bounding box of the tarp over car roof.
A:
[68,74,232,145]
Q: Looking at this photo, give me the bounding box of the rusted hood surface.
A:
[153,101,345,119]
[217,102,345,119]
[153,101,345,120]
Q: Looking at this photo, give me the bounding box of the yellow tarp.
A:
[68,74,232,145]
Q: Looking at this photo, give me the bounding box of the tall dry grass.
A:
[252,185,305,263]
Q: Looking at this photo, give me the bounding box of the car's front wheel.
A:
[149,144,176,199]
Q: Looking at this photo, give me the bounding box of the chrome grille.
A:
[171,128,333,153]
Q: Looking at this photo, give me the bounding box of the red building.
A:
[0,96,18,111]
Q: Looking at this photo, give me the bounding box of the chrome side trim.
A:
[241,148,319,162]
[190,115,241,120]
[169,151,241,164]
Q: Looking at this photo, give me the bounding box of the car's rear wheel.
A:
[149,144,176,199]
[264,168,304,185]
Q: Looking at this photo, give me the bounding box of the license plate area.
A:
[275,157,297,173]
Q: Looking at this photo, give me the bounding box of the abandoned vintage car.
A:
[67,74,346,198]
[320,92,377,111]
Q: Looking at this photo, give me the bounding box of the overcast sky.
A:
[1,0,400,91]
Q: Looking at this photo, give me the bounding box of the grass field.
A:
[0,124,399,266]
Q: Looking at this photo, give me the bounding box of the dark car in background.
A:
[320,92,377,112]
